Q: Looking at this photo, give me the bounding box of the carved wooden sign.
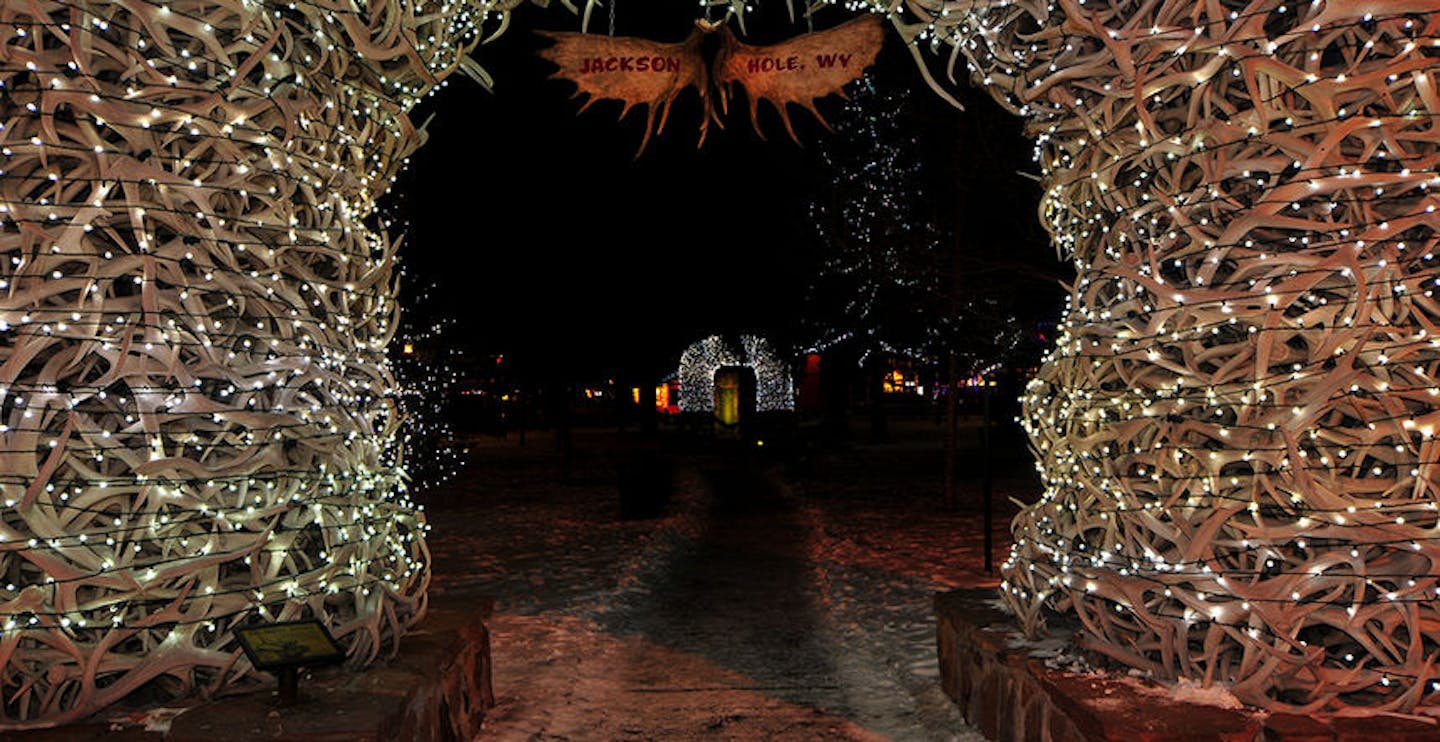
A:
[538,15,883,153]
[712,19,881,141]
[536,29,712,153]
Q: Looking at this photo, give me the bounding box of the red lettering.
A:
[744,56,805,74]
[578,55,680,74]
[582,56,680,73]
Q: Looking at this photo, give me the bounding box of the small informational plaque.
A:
[234,619,345,671]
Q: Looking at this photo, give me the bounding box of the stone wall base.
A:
[935,589,1440,741]
[164,596,495,742]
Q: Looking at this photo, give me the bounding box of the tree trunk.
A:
[944,352,959,511]
[868,356,888,442]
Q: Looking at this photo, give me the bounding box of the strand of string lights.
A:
[0,0,502,726]
[862,0,1440,715]
[388,278,469,491]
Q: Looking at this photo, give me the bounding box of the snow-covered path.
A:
[421,426,1012,740]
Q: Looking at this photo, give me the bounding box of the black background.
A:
[390,1,1052,379]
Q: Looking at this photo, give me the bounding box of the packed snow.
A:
[418,417,1022,740]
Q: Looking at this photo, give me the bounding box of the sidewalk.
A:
[13,417,1018,740]
[420,419,1009,740]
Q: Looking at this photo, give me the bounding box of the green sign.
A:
[234,620,345,671]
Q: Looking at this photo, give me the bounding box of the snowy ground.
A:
[418,415,1035,741]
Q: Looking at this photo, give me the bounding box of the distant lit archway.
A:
[3,0,1440,727]
[677,334,794,413]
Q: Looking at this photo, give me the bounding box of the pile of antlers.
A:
[0,0,480,726]
[905,0,1440,715]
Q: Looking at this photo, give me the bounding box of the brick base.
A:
[935,589,1440,741]
[165,596,495,742]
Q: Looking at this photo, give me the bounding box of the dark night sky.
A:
[390,2,1051,377]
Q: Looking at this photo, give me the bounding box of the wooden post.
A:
[981,383,994,575]
[944,353,959,511]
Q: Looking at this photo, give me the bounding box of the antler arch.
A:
[8,0,1440,726]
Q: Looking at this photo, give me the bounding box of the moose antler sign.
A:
[537,15,883,154]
